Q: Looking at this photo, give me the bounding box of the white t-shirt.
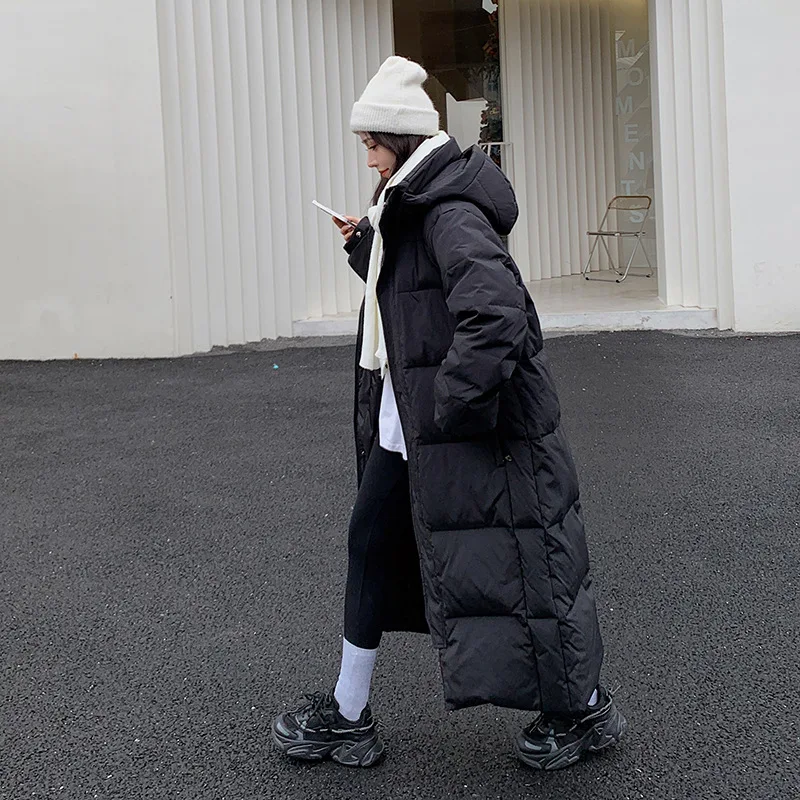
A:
[378,368,408,460]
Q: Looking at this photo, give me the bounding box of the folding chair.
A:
[582,195,654,283]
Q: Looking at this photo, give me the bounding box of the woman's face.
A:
[360,133,396,179]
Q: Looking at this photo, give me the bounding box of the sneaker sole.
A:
[271,721,385,768]
[515,705,627,772]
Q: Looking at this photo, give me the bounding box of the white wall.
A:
[649,0,734,325]
[0,1,173,359]
[721,0,800,332]
[502,0,617,281]
[155,0,393,355]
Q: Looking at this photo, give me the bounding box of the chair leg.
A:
[617,237,641,282]
[601,236,621,275]
[642,244,654,277]
[616,236,652,282]
[586,236,629,282]
[582,235,601,278]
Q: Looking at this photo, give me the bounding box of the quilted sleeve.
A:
[426,205,527,436]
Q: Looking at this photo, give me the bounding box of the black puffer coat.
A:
[344,138,603,717]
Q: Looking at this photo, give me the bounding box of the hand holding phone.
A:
[312,200,351,225]
[313,200,360,241]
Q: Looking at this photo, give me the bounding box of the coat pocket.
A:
[416,439,512,532]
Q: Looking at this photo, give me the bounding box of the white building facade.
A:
[1,0,797,360]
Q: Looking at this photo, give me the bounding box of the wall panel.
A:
[503,0,617,281]
[649,0,733,319]
[156,0,393,354]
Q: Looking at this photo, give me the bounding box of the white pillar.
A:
[649,0,734,326]
[720,0,800,332]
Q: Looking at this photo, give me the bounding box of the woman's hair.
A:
[368,131,430,205]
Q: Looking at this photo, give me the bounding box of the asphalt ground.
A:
[1,331,799,800]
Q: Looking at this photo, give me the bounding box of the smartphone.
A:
[312,200,352,226]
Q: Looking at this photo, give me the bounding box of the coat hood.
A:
[397,138,519,236]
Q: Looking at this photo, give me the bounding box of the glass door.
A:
[499,0,659,281]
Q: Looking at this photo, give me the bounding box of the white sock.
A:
[589,688,599,706]
[333,638,378,722]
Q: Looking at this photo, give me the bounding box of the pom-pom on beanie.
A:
[350,56,439,136]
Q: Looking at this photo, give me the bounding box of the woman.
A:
[272,56,625,772]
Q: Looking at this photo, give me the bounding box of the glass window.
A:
[613,0,657,266]
[393,1,505,166]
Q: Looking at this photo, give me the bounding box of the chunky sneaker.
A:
[515,685,627,771]
[272,690,385,767]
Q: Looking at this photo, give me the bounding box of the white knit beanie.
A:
[350,56,440,136]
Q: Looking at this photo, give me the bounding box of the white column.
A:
[649,0,733,325]
[720,0,800,332]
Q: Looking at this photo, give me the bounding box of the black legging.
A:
[344,444,409,649]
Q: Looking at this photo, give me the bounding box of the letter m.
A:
[618,38,636,58]
[616,96,634,115]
